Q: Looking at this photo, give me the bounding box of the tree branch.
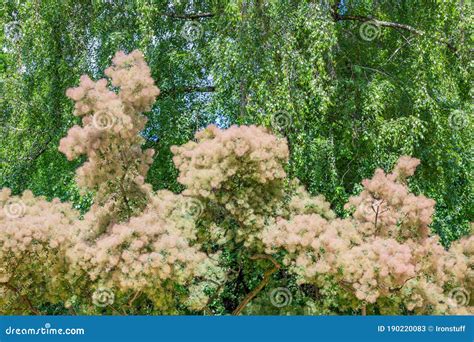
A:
[128,291,141,308]
[232,255,281,315]
[335,14,424,35]
[331,4,458,54]
[3,282,41,315]
[160,86,216,97]
[160,12,215,20]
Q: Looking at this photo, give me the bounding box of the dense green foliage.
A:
[1,0,472,315]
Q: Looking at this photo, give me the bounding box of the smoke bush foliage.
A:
[0,51,472,315]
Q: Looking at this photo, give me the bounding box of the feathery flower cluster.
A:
[395,235,467,314]
[0,188,78,309]
[263,157,472,314]
[59,50,159,223]
[56,52,224,310]
[345,160,435,241]
[442,235,474,297]
[185,256,227,311]
[0,189,77,270]
[104,50,160,113]
[1,49,471,315]
[171,124,289,247]
[67,190,220,300]
[288,185,336,219]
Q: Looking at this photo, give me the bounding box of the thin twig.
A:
[128,291,141,308]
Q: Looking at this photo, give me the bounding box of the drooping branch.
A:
[330,2,458,54]
[334,14,424,35]
[160,12,215,20]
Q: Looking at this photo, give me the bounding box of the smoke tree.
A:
[262,157,473,314]
[0,50,472,315]
[1,51,223,314]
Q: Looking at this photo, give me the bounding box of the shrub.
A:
[0,50,471,315]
